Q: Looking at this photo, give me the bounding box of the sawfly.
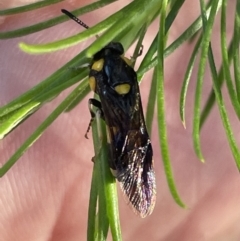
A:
[62,9,156,218]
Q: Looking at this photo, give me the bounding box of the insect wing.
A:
[118,130,156,218]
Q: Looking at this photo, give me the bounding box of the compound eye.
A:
[91,58,104,71]
[114,84,131,95]
[89,76,96,92]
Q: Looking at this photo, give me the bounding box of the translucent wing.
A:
[116,131,156,218]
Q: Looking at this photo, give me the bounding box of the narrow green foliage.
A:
[87,157,98,241]
[157,0,186,208]
[0,0,63,16]
[138,0,185,80]
[221,0,240,118]
[180,36,202,128]
[90,111,122,241]
[146,67,157,135]
[0,78,89,177]
[208,45,240,170]
[138,3,213,77]
[233,1,240,102]
[1,1,240,240]
[193,0,220,162]
[0,1,117,39]
[200,40,234,128]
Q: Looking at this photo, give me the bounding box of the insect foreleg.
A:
[85,98,104,139]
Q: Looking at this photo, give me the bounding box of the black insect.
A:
[62,9,156,218]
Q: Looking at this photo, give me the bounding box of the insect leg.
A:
[130,45,144,66]
[85,98,104,139]
[136,44,144,58]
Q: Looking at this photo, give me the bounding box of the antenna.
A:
[61,9,89,30]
